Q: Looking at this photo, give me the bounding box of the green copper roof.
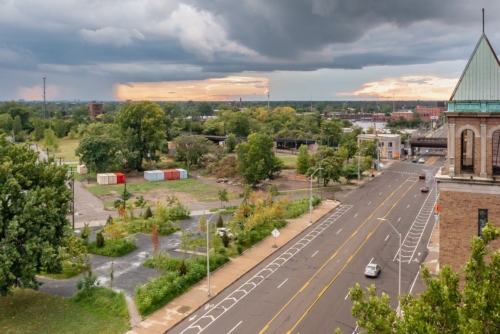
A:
[450,33,500,101]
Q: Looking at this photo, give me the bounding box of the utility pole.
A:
[43,76,47,119]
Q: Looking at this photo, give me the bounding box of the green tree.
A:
[0,114,13,133]
[296,145,310,174]
[218,188,228,208]
[12,115,22,136]
[197,102,213,116]
[31,121,45,141]
[0,136,72,295]
[342,222,500,334]
[226,133,237,153]
[43,128,57,147]
[174,135,215,172]
[115,101,165,171]
[236,133,278,186]
[320,155,343,186]
[358,139,378,159]
[227,112,251,137]
[342,163,358,184]
[75,135,119,173]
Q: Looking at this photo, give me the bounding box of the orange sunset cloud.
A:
[115,76,269,101]
[339,75,458,100]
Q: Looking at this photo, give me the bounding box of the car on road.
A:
[418,158,425,163]
[364,263,381,277]
[412,157,418,163]
[421,186,429,193]
[418,173,426,179]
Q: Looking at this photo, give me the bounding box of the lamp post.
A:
[310,167,323,223]
[357,150,361,185]
[377,218,401,314]
[206,212,219,297]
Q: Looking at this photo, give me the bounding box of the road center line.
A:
[336,229,342,235]
[260,178,416,334]
[311,250,318,257]
[277,279,288,289]
[283,178,419,334]
[228,321,242,334]
[385,235,389,241]
[354,213,358,218]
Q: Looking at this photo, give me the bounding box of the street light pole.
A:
[310,167,323,223]
[357,150,361,185]
[378,218,401,314]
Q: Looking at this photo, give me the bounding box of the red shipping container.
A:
[162,169,180,180]
[161,169,173,180]
[114,172,126,184]
[170,169,180,180]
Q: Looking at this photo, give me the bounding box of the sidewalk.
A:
[424,221,440,275]
[127,200,339,334]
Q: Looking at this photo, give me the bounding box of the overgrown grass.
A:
[85,178,225,201]
[0,288,130,334]
[87,238,137,257]
[125,219,180,236]
[137,254,229,315]
[38,137,81,162]
[40,261,89,280]
[278,155,298,169]
[282,195,322,219]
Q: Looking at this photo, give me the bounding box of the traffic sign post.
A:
[271,228,280,248]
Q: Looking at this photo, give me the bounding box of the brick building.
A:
[390,110,413,121]
[88,101,103,118]
[437,32,500,272]
[415,103,447,121]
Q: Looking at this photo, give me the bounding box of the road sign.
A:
[272,229,280,238]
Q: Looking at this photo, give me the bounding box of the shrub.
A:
[221,233,230,248]
[81,223,92,243]
[76,270,100,291]
[88,238,137,257]
[144,207,153,220]
[216,215,224,228]
[177,260,187,276]
[96,231,105,248]
[106,215,114,226]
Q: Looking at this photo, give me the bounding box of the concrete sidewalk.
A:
[424,222,440,275]
[127,200,339,334]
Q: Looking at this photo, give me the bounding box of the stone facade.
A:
[439,183,500,272]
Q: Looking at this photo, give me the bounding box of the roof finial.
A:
[482,8,484,33]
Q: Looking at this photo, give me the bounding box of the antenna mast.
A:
[482,8,485,33]
[43,76,47,119]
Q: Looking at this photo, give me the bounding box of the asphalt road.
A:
[169,158,444,334]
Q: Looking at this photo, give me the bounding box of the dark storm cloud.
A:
[0,0,499,100]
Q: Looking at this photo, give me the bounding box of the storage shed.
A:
[77,165,88,175]
[176,168,188,179]
[144,170,165,181]
[97,173,109,185]
[114,172,125,184]
[106,173,117,185]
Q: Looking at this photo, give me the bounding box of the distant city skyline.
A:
[1,1,499,102]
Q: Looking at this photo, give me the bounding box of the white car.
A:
[418,158,425,163]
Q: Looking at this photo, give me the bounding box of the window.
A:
[478,209,488,237]
[461,129,475,173]
[388,141,393,147]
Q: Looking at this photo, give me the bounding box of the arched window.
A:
[461,129,475,173]
[493,130,500,175]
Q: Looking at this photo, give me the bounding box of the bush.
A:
[216,215,224,228]
[177,260,187,276]
[136,254,229,315]
[221,233,230,248]
[282,196,322,219]
[144,207,153,220]
[81,223,92,243]
[96,231,105,248]
[76,270,100,291]
[87,238,137,257]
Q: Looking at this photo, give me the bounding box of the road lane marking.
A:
[336,229,342,235]
[398,217,401,222]
[277,279,288,289]
[284,179,419,334]
[354,213,358,218]
[260,178,417,334]
[414,194,417,197]
[185,205,353,334]
[379,192,382,195]
[388,185,391,187]
[228,321,242,334]
[368,202,371,205]
[344,292,349,300]
[369,257,374,264]
[385,235,389,241]
[311,250,318,257]
[407,204,410,208]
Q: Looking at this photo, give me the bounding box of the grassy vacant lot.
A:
[86,178,224,202]
[278,154,297,169]
[0,288,130,334]
[38,137,80,162]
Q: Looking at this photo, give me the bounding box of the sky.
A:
[1,1,500,102]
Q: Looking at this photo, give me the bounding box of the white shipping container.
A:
[106,173,117,185]
[152,170,165,181]
[144,171,156,181]
[176,168,188,179]
[77,165,88,175]
[97,173,109,185]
